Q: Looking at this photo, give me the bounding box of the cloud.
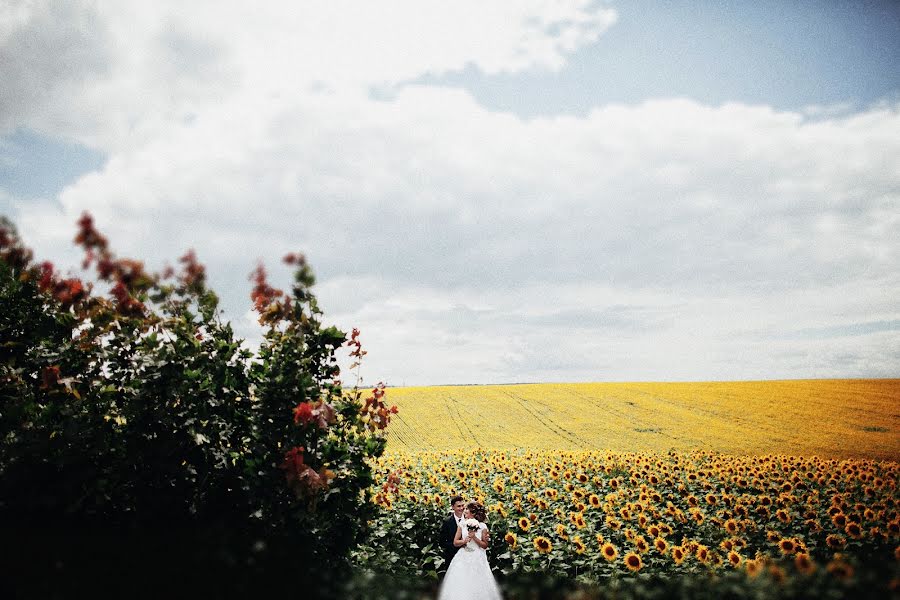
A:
[1,0,617,149]
[3,2,898,384]
[0,0,111,136]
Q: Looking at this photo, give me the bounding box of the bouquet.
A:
[465,518,480,533]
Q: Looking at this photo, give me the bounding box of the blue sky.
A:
[426,1,899,116]
[1,1,898,385]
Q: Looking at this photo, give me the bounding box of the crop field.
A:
[359,379,900,597]
[382,379,900,460]
[366,448,899,597]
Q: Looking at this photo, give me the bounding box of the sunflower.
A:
[826,556,854,580]
[571,536,586,555]
[845,522,863,540]
[745,558,763,578]
[694,545,708,564]
[778,537,796,555]
[672,546,686,565]
[654,538,668,554]
[601,543,618,562]
[556,523,569,540]
[624,552,643,572]
[595,533,605,545]
[887,520,900,536]
[776,509,791,524]
[768,564,787,584]
[634,536,649,554]
[647,524,661,538]
[832,513,847,528]
[727,551,742,568]
[518,517,530,532]
[589,494,601,508]
[504,532,517,550]
[534,536,553,554]
[794,553,816,575]
[724,519,739,534]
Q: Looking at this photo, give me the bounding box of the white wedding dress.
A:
[437,522,503,600]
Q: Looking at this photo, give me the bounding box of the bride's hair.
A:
[466,501,487,522]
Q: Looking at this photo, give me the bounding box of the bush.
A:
[0,214,395,596]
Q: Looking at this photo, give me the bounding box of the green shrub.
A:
[0,214,394,596]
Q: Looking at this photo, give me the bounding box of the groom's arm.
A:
[439,518,452,551]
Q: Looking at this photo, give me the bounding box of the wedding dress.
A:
[437,522,503,600]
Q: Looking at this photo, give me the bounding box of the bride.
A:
[438,501,503,600]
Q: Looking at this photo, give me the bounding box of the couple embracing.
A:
[437,495,503,600]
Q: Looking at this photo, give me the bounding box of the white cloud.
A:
[1,0,617,149]
[3,2,898,384]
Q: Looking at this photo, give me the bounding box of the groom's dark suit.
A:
[440,512,462,571]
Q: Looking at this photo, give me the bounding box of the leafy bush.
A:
[0,214,395,596]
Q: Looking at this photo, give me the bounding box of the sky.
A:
[1,0,898,386]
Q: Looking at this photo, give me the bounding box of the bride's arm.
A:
[453,525,467,547]
[472,527,489,549]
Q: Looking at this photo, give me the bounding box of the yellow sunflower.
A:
[845,522,863,540]
[571,536,586,555]
[778,538,796,555]
[504,532,517,550]
[624,552,643,572]
[534,536,553,554]
[744,558,763,578]
[794,553,816,575]
[601,543,618,562]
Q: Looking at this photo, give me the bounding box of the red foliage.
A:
[293,399,336,429]
[74,213,108,257]
[0,220,34,270]
[249,262,292,324]
[348,327,367,359]
[279,445,333,499]
[178,249,205,289]
[283,252,305,266]
[110,281,145,317]
[361,382,397,431]
[280,446,307,483]
[293,402,315,426]
[40,366,61,390]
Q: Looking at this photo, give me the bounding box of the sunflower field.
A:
[382,380,900,459]
[355,448,899,598]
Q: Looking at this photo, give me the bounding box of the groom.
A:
[439,495,466,573]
